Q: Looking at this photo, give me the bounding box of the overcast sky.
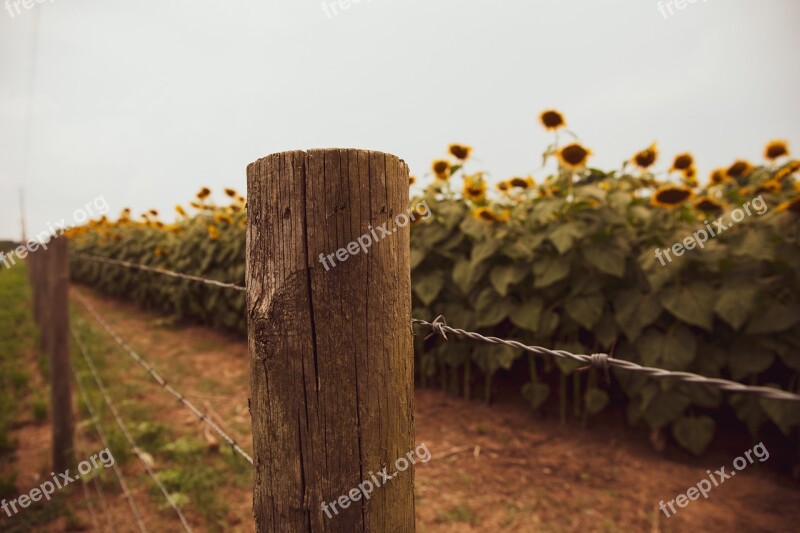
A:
[1,0,798,240]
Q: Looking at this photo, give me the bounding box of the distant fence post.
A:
[48,236,74,472]
[246,149,415,531]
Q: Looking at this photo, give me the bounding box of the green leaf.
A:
[582,244,625,278]
[714,286,758,330]
[613,290,662,342]
[548,223,585,255]
[565,293,605,329]
[410,247,427,270]
[533,255,571,288]
[672,416,715,456]
[413,270,445,306]
[436,201,466,230]
[727,342,774,381]
[490,264,529,296]
[635,326,696,371]
[585,388,609,414]
[471,239,501,267]
[522,382,551,410]
[642,389,690,429]
[759,388,800,435]
[503,233,546,260]
[509,298,543,333]
[538,309,560,337]
[660,283,716,330]
[473,288,513,328]
[452,258,488,294]
[729,394,767,437]
[745,301,800,335]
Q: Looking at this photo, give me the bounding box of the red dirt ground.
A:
[2,284,798,532]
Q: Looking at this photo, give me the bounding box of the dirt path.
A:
[6,283,799,532]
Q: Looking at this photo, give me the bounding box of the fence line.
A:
[74,253,246,291]
[69,356,148,532]
[72,328,193,532]
[72,290,254,464]
[90,471,116,533]
[74,446,100,533]
[413,317,800,403]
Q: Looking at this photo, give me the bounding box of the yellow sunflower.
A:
[462,175,487,201]
[215,212,233,224]
[432,159,451,180]
[190,201,203,209]
[776,195,800,214]
[727,160,754,179]
[693,196,724,213]
[149,209,159,217]
[755,179,782,194]
[651,185,694,208]
[224,187,237,198]
[509,176,535,189]
[197,187,211,200]
[764,140,790,161]
[496,181,510,192]
[709,168,729,186]
[670,153,694,172]
[473,207,506,222]
[449,144,472,160]
[175,205,187,217]
[539,109,566,130]
[207,225,220,239]
[409,175,417,186]
[632,142,658,169]
[775,160,800,181]
[558,143,592,169]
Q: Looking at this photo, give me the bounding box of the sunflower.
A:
[764,140,790,161]
[449,144,472,160]
[632,142,658,169]
[409,175,417,186]
[538,185,553,198]
[215,212,233,225]
[207,225,220,239]
[432,160,451,180]
[755,179,782,194]
[558,143,592,169]
[598,181,612,190]
[496,181,510,192]
[509,176,535,189]
[474,207,499,222]
[693,196,724,213]
[197,187,211,200]
[651,184,694,208]
[149,209,159,217]
[709,168,729,186]
[775,160,800,181]
[670,153,694,172]
[776,195,800,214]
[190,201,203,209]
[224,187,237,198]
[175,205,187,217]
[727,160,754,179]
[153,221,165,229]
[540,110,566,130]
[462,174,487,201]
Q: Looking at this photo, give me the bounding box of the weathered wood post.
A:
[48,235,74,472]
[247,149,415,531]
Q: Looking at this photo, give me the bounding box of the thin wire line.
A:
[72,329,193,532]
[75,447,100,533]
[90,473,115,533]
[412,316,800,403]
[69,357,148,532]
[73,291,254,464]
[74,253,245,292]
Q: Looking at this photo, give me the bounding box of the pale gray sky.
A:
[1,0,798,240]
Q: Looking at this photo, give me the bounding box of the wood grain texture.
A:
[247,149,414,532]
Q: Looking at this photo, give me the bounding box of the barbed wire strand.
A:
[74,443,100,533]
[413,316,800,403]
[90,473,115,533]
[73,290,255,464]
[69,356,148,532]
[72,329,194,532]
[74,253,245,292]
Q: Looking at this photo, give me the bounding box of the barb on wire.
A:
[74,253,246,292]
[73,290,254,464]
[413,316,800,404]
[69,356,148,533]
[72,329,193,532]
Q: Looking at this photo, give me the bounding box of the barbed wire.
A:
[73,291,255,464]
[69,355,148,532]
[90,472,116,533]
[72,329,194,532]
[413,316,800,403]
[74,253,246,292]
[74,446,100,533]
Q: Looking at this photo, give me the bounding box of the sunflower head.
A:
[776,195,800,214]
[693,196,724,214]
[764,140,790,161]
[224,187,237,198]
[207,225,220,239]
[509,176,535,189]
[462,174,487,202]
[175,205,187,217]
[709,168,729,186]
[473,207,507,222]
[775,160,800,181]
[432,159,451,180]
[670,153,694,172]
[727,160,754,179]
[148,209,159,217]
[448,144,472,160]
[539,109,566,130]
[558,143,592,169]
[496,181,510,192]
[197,187,211,200]
[651,184,694,208]
[409,175,417,186]
[632,142,658,169]
[755,179,782,194]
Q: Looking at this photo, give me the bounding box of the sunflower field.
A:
[68,111,800,456]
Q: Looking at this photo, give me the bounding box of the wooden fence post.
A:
[247,149,415,532]
[48,236,74,472]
